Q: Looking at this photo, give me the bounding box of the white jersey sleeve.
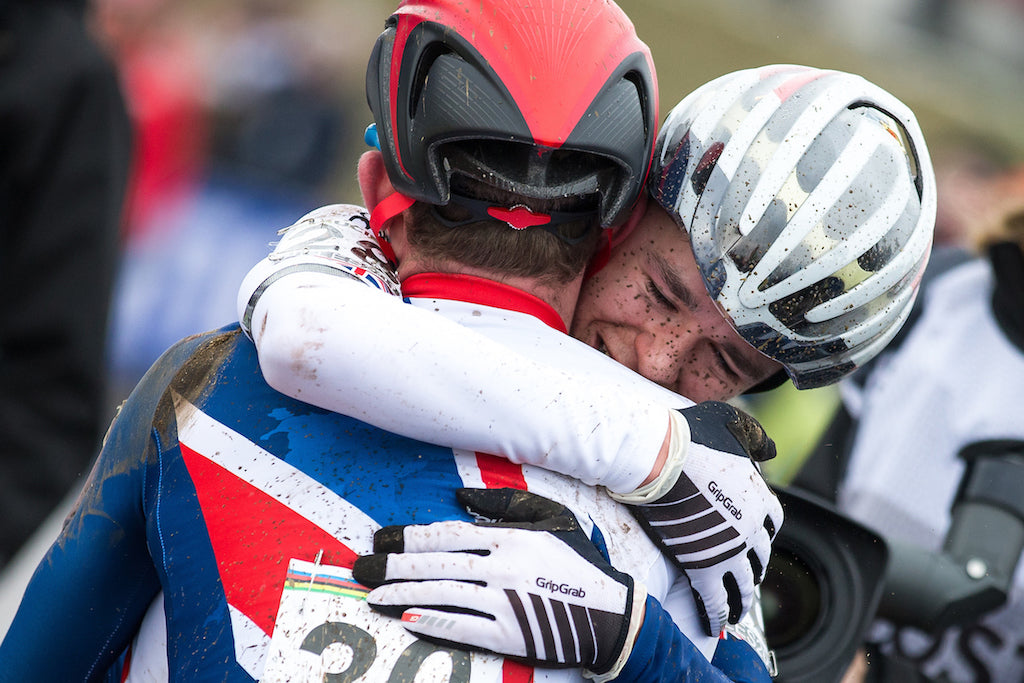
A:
[238,205,675,494]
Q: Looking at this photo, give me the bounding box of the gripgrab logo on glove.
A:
[709,481,743,520]
[535,577,586,598]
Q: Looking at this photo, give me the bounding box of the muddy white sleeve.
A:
[246,272,669,493]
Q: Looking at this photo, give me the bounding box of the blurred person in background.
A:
[929,135,1020,249]
[96,0,354,399]
[0,0,131,569]
[797,167,1024,682]
[91,0,207,238]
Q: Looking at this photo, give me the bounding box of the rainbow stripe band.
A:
[283,568,369,601]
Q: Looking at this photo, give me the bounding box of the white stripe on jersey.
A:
[172,391,378,554]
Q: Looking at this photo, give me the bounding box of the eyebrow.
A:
[649,251,769,382]
[649,251,701,312]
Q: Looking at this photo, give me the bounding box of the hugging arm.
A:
[238,204,671,493]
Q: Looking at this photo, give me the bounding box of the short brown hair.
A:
[404,177,604,285]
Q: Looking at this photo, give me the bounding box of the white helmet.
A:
[650,64,936,389]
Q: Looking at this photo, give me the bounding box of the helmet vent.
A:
[409,44,453,119]
[691,141,725,197]
[624,71,653,140]
[768,276,844,330]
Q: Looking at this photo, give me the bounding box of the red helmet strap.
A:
[368,191,415,264]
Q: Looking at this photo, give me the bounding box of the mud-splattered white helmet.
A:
[650,65,936,389]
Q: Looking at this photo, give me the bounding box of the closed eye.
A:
[648,252,702,313]
[645,277,676,311]
[712,345,741,381]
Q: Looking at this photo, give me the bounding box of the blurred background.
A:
[91,0,1024,480]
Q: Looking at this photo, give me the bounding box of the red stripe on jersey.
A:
[475,455,533,681]
[180,443,358,635]
[403,273,567,333]
[475,452,528,490]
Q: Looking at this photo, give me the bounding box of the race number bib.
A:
[262,558,504,682]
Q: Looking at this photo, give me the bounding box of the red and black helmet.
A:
[366,0,658,231]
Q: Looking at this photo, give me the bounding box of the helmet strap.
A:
[369,191,415,264]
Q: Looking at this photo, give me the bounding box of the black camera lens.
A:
[766,488,888,683]
[762,546,824,650]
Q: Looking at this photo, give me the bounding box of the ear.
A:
[358,150,415,265]
[357,150,394,212]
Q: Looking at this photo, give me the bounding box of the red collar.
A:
[401,273,567,333]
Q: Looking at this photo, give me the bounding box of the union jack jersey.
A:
[0,275,715,682]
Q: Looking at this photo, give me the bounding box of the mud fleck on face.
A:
[571,205,782,402]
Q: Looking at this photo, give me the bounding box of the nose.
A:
[634,329,688,390]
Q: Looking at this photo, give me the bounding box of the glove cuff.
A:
[610,410,690,504]
[583,580,648,683]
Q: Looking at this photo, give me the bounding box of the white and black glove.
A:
[237,204,400,339]
[612,401,782,637]
[352,488,647,682]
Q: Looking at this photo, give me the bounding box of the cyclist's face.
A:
[571,204,783,402]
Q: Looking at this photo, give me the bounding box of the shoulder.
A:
[135,325,248,402]
[108,326,250,448]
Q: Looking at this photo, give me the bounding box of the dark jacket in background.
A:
[0,0,131,566]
